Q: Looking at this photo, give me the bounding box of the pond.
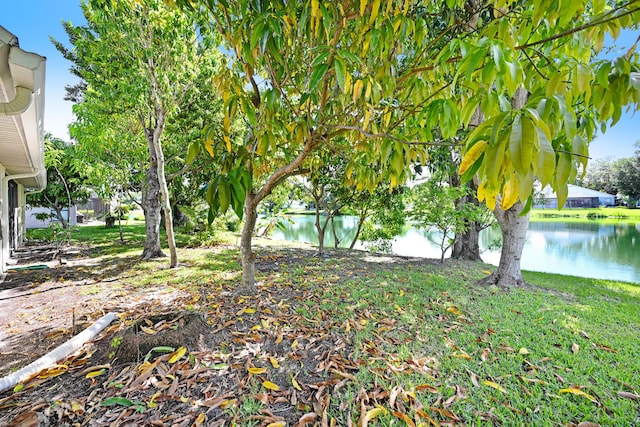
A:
[271,214,640,283]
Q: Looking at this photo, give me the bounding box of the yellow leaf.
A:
[85,368,106,379]
[291,376,302,391]
[451,351,472,360]
[205,139,214,157]
[249,367,268,375]
[148,391,161,409]
[369,0,381,25]
[243,308,256,314]
[446,306,463,316]
[458,140,488,175]
[262,380,280,391]
[224,135,232,152]
[168,346,187,364]
[360,0,368,16]
[363,405,388,425]
[140,326,156,335]
[38,365,68,378]
[559,387,597,402]
[482,270,492,275]
[483,380,507,393]
[292,339,298,348]
[500,172,519,210]
[266,422,286,427]
[518,347,530,355]
[13,384,24,393]
[311,0,319,18]
[195,413,206,426]
[269,357,280,368]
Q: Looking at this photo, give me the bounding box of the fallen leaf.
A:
[518,347,530,355]
[572,343,580,354]
[168,346,187,364]
[446,306,463,316]
[266,422,286,427]
[559,388,598,402]
[296,413,317,426]
[291,376,303,391]
[390,410,416,427]
[483,380,507,393]
[249,367,268,375]
[195,413,206,426]
[140,325,156,335]
[7,411,39,427]
[617,391,640,400]
[362,405,387,426]
[269,356,280,368]
[577,422,601,427]
[262,380,280,391]
[85,368,106,379]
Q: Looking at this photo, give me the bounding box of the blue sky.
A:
[2,1,638,160]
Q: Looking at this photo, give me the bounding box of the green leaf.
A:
[334,57,346,90]
[219,179,231,213]
[536,126,555,187]
[102,397,134,407]
[309,63,329,92]
[186,143,200,164]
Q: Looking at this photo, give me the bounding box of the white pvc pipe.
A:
[0,312,117,393]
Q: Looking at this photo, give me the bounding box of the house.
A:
[534,184,616,209]
[0,26,46,273]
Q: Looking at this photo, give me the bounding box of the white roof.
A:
[540,184,615,200]
[0,26,46,189]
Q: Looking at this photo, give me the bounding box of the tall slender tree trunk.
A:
[240,192,259,294]
[481,201,529,287]
[480,86,530,287]
[349,213,367,250]
[141,142,166,260]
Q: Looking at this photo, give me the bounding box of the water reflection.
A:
[273,215,640,283]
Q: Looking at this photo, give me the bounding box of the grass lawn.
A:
[3,224,639,426]
[531,207,640,223]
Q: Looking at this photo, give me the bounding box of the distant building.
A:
[535,184,615,209]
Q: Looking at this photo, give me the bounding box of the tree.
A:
[182,0,640,291]
[410,172,486,263]
[578,157,619,195]
[27,135,90,229]
[614,144,640,207]
[58,0,219,267]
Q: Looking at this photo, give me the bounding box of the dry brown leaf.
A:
[617,391,640,400]
[294,412,317,427]
[571,343,580,354]
[390,410,416,427]
[8,411,40,427]
[577,422,601,427]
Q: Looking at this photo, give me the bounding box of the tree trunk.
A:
[479,86,530,287]
[481,201,529,287]
[153,126,178,268]
[331,217,341,249]
[141,145,166,260]
[451,177,483,262]
[240,193,259,294]
[313,192,326,256]
[349,212,367,250]
[52,205,68,230]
